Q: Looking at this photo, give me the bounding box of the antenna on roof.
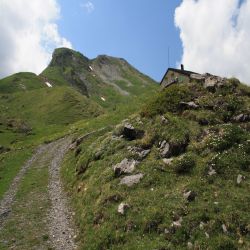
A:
[168,46,170,68]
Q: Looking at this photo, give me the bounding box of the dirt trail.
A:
[0,137,78,249]
[47,137,77,250]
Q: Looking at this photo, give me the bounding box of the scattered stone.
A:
[121,123,144,140]
[179,101,199,110]
[162,158,173,165]
[161,115,169,124]
[222,224,228,233]
[214,202,219,205]
[187,242,193,249]
[183,190,196,202]
[119,173,144,187]
[118,203,130,215]
[199,222,205,230]
[113,158,137,177]
[128,146,151,160]
[237,174,244,184]
[205,232,210,238]
[232,114,250,123]
[159,138,189,158]
[171,217,183,228]
[208,166,216,176]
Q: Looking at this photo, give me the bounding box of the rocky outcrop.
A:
[120,173,144,187]
[113,158,137,177]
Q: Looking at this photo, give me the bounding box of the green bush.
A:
[141,85,193,117]
[173,153,196,174]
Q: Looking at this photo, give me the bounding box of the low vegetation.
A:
[62,79,250,249]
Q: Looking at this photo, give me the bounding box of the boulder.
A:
[159,139,189,158]
[183,190,196,202]
[118,202,130,215]
[120,173,144,187]
[113,158,137,177]
[118,123,145,141]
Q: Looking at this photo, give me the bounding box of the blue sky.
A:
[57,0,182,81]
[2,0,250,84]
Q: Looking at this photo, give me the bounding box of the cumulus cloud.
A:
[175,0,250,84]
[0,0,72,78]
[81,1,95,13]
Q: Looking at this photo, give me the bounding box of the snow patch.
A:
[45,81,53,88]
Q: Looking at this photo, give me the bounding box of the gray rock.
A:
[161,115,169,124]
[183,190,196,202]
[120,173,144,187]
[171,217,183,228]
[128,146,151,160]
[208,166,216,176]
[162,158,173,165]
[232,114,250,123]
[237,174,244,184]
[179,101,199,110]
[113,158,137,177]
[159,141,170,158]
[117,202,130,215]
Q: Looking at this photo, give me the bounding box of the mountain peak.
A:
[49,48,89,68]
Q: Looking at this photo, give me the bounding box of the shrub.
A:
[141,85,193,117]
[173,153,196,174]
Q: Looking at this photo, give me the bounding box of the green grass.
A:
[0,149,32,199]
[0,72,45,93]
[0,151,51,250]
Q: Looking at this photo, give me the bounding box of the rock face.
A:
[113,158,137,177]
[118,203,130,215]
[120,173,144,187]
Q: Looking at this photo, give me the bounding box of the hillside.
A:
[0,48,157,146]
[62,77,250,249]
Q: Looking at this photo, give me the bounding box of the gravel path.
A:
[0,137,78,249]
[0,145,48,229]
[47,137,77,250]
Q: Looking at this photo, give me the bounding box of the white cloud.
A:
[0,0,72,78]
[81,1,95,13]
[175,0,250,84]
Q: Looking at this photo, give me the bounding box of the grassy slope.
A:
[62,79,250,249]
[0,72,45,93]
